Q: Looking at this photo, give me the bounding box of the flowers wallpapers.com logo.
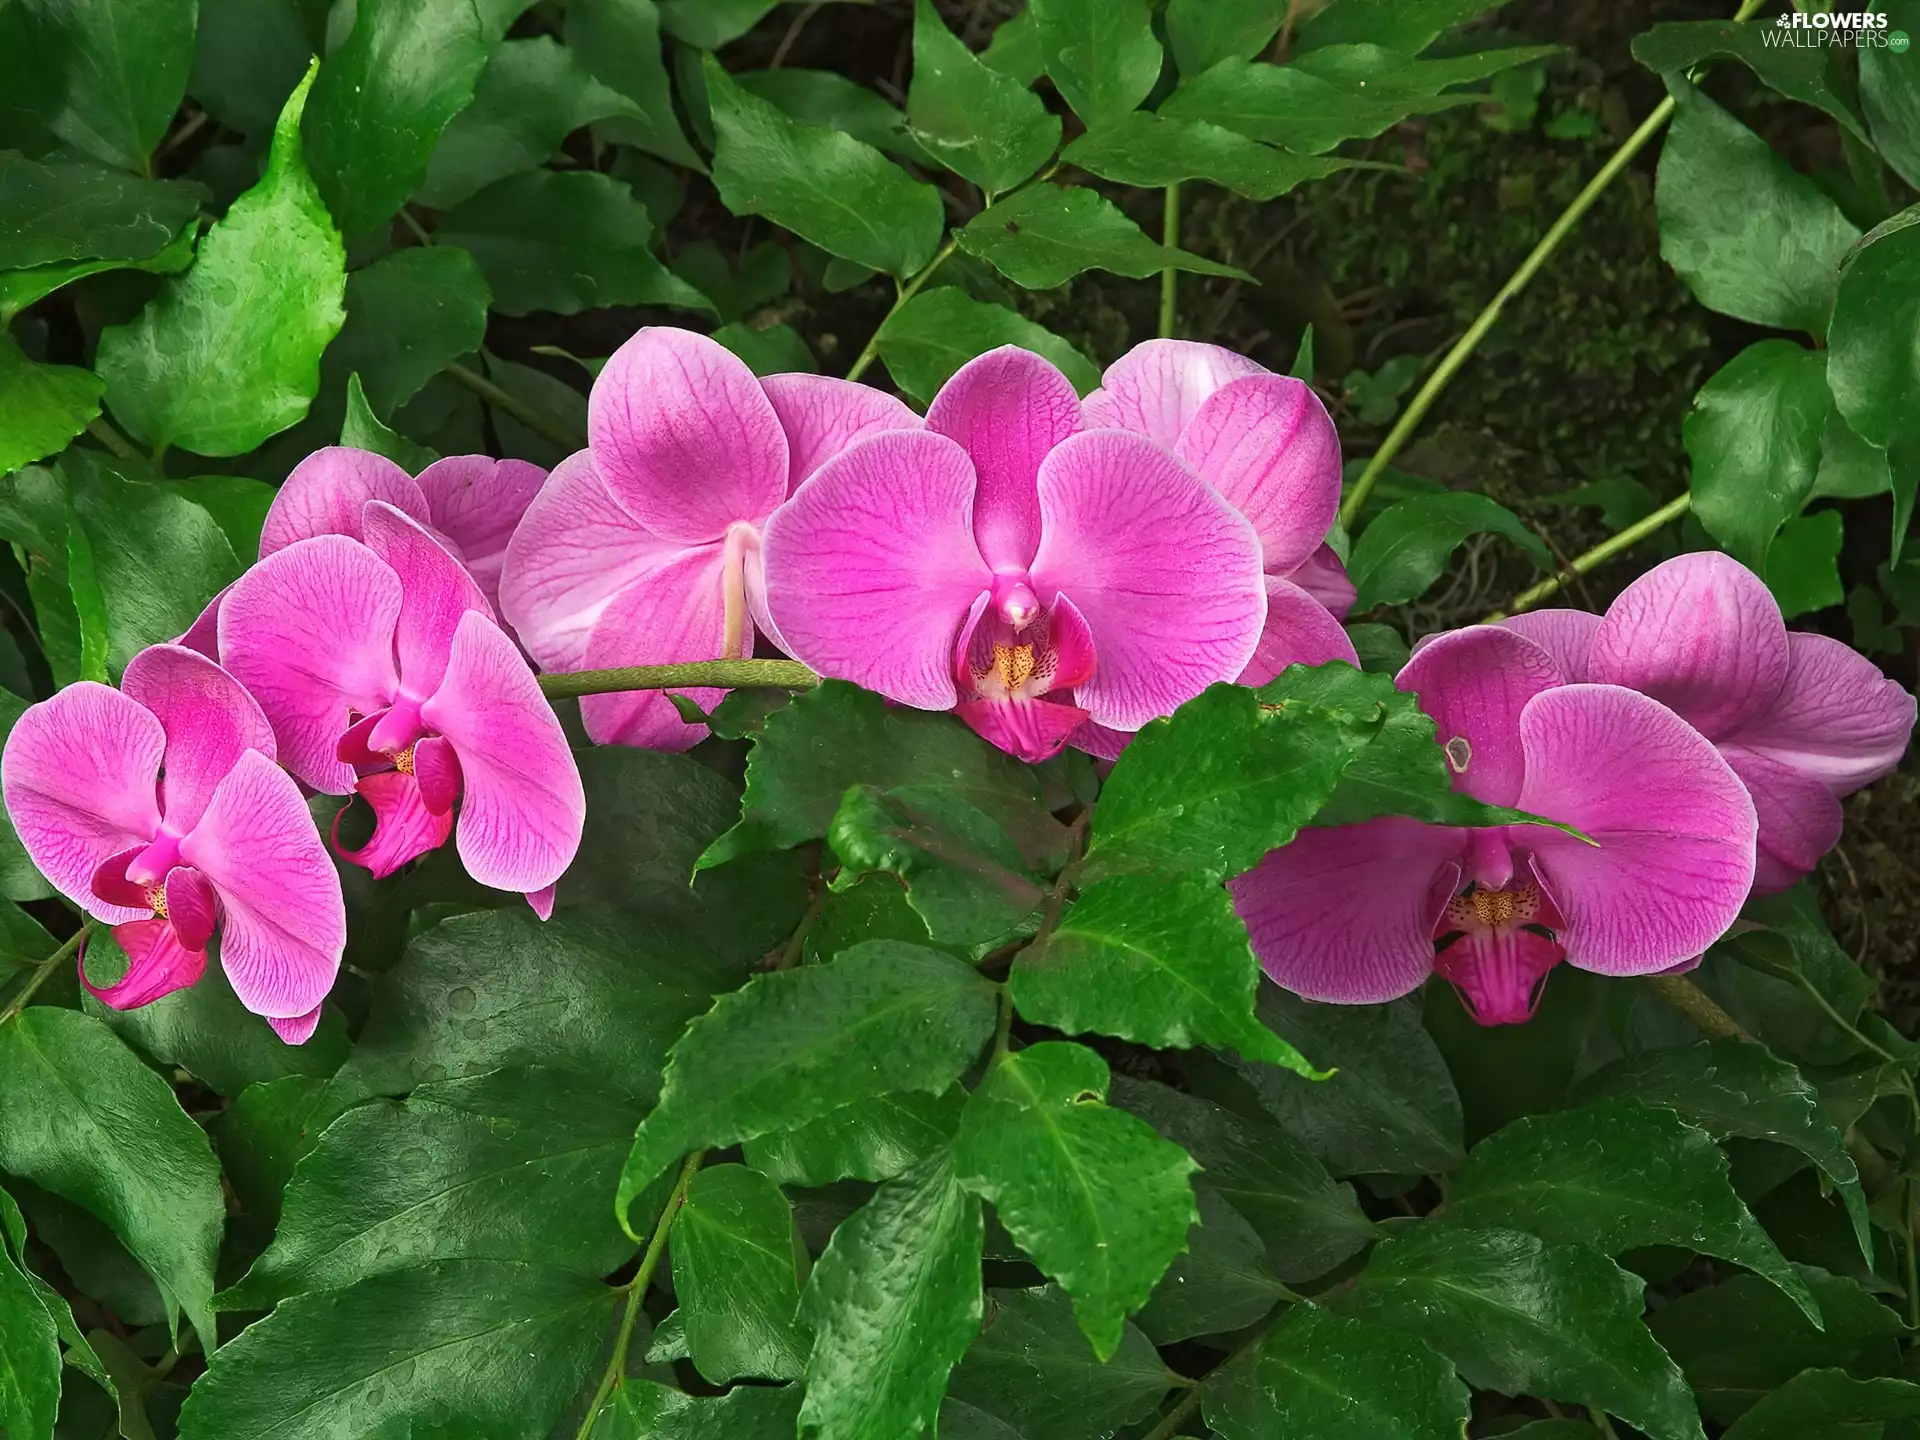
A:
[1768,9,1907,48]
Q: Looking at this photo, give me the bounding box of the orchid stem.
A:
[1485,495,1691,621]
[86,416,142,463]
[538,658,818,700]
[0,926,89,1026]
[444,362,584,452]
[844,237,959,384]
[1159,183,1180,339]
[1643,973,1753,1043]
[1336,0,1764,531]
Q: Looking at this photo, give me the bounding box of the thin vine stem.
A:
[444,361,584,452]
[86,416,143,463]
[843,237,960,383]
[0,926,89,1026]
[538,658,818,700]
[1159,182,1181,338]
[1138,1316,1274,1440]
[1643,973,1752,1043]
[1485,495,1691,621]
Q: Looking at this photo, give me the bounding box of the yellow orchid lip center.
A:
[392,745,417,775]
[147,884,168,920]
[992,643,1037,691]
[1447,882,1542,932]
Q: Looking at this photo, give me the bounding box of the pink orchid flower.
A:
[1084,338,1360,643]
[499,327,918,750]
[217,500,584,915]
[0,645,346,1042]
[760,346,1275,763]
[1231,626,1758,1025]
[1499,553,1915,894]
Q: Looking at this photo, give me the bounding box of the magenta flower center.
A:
[1431,870,1565,1027]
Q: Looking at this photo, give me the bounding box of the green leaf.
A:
[343,373,439,473]
[15,0,197,171]
[1166,0,1289,75]
[595,1381,803,1439]
[1133,1186,1287,1344]
[1722,1369,1920,1440]
[1656,80,1859,336]
[0,223,196,326]
[1082,679,1380,884]
[946,1286,1174,1440]
[739,69,939,169]
[704,57,945,280]
[744,1088,967,1188]
[97,64,346,457]
[982,12,1043,85]
[1348,490,1550,610]
[673,1163,811,1384]
[712,322,815,376]
[1109,1077,1376,1281]
[1335,1227,1704,1440]
[617,943,999,1225]
[566,0,702,170]
[953,1042,1199,1359]
[698,680,1062,875]
[1016,875,1319,1073]
[0,1008,223,1354]
[155,473,277,564]
[301,0,533,239]
[1632,21,1871,141]
[1447,1097,1817,1322]
[657,0,777,49]
[1576,1037,1870,1263]
[224,1068,639,1310]
[1813,410,1889,502]
[213,1074,333,1229]
[1063,112,1372,200]
[1205,1305,1471,1440]
[875,287,1099,406]
[1683,340,1829,573]
[175,1259,612,1440]
[1295,0,1506,53]
[0,697,50,903]
[0,335,103,478]
[0,1188,61,1440]
[1029,0,1162,128]
[908,0,1059,196]
[439,169,712,318]
[959,183,1250,290]
[828,784,1043,948]
[1828,204,1920,559]
[187,0,319,141]
[1236,987,1464,1176]
[0,154,202,271]
[1765,509,1845,620]
[334,246,492,420]
[799,1150,983,1438]
[1863,0,1920,189]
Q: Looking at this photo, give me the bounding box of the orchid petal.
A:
[588,326,788,543]
[1720,747,1845,896]
[1498,608,1600,683]
[82,920,205,1010]
[1283,543,1357,621]
[762,429,992,711]
[1081,338,1268,446]
[175,586,227,660]
[1396,625,1564,807]
[422,611,585,895]
[361,501,492,697]
[762,372,920,492]
[413,455,547,609]
[1231,816,1465,1004]
[259,446,429,557]
[1433,920,1564,1027]
[926,346,1082,572]
[497,450,691,673]
[955,697,1091,764]
[120,644,276,835]
[90,848,150,913]
[268,1006,325,1044]
[577,543,730,751]
[525,883,556,920]
[181,749,345,1020]
[164,867,218,951]
[1237,576,1360,687]
[1727,631,1915,792]
[1518,684,1756,975]
[1587,551,1787,739]
[331,770,456,879]
[218,536,403,795]
[414,737,462,815]
[1068,719,1132,762]
[1031,429,1265,732]
[1176,374,1340,574]
[1,682,162,922]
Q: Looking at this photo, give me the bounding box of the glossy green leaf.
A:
[439,169,711,317]
[739,69,938,168]
[301,0,533,238]
[953,1042,1198,1359]
[0,154,202,271]
[875,287,1099,406]
[213,1074,334,1230]
[657,0,777,48]
[1016,875,1319,1072]
[595,1381,803,1439]
[982,12,1043,84]
[828,783,1043,948]
[1237,987,1464,1176]
[1862,0,1920,189]
[1063,112,1370,200]
[1029,0,1161,128]
[0,1185,104,1393]
[617,943,999,1224]
[0,1007,223,1354]
[567,0,703,170]
[1348,490,1550,610]
[1813,410,1889,501]
[1295,0,1503,53]
[0,335,102,478]
[154,473,277,563]
[1133,1186,1287,1344]
[13,0,197,170]
[1828,205,1920,558]
[1633,21,1870,140]
[0,1188,61,1440]
[673,1163,811,1384]
[1723,1369,1920,1440]
[908,0,1059,196]
[0,223,196,325]
[1336,1227,1703,1440]
[176,1260,611,1440]
[1656,80,1858,336]
[1205,1305,1470,1440]
[705,57,945,279]
[1166,0,1288,75]
[946,1286,1174,1440]
[798,1150,983,1438]
[1083,679,1380,884]
[713,321,815,376]
[98,65,346,457]
[1448,1098,1816,1321]
[1109,1077,1375,1281]
[187,0,319,140]
[1765,509,1845,620]
[744,1088,966,1188]
[343,373,439,472]
[960,183,1249,290]
[1683,339,1829,573]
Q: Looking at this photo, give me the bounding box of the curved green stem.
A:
[1486,494,1691,620]
[1,926,89,1026]
[444,362,584,452]
[86,417,142,463]
[538,658,818,700]
[1159,183,1181,339]
[1643,973,1751,1043]
[844,238,960,383]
